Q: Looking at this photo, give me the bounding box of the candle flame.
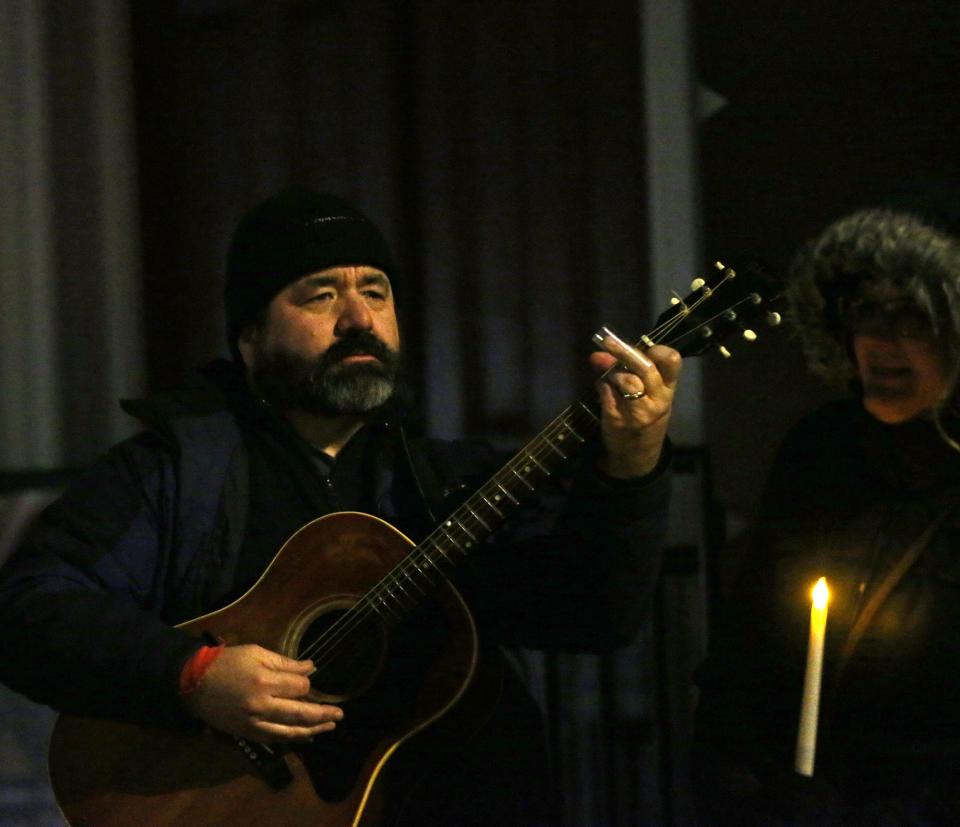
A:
[812,577,829,609]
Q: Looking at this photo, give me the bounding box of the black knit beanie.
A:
[224,188,399,349]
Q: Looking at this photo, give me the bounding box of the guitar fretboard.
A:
[360,400,600,622]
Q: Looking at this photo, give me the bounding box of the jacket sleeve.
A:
[456,439,672,653]
[0,432,204,725]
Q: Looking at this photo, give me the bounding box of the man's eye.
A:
[308,293,335,303]
[363,290,387,301]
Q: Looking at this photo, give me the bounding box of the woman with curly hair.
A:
[693,206,960,825]
[790,208,960,434]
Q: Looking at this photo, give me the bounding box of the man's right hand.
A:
[181,644,343,742]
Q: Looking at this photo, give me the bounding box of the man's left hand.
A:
[590,331,682,478]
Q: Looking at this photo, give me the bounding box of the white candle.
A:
[795,577,829,776]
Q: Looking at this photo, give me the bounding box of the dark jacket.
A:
[694,398,960,825]
[0,359,669,725]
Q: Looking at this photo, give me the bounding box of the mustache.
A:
[319,330,397,371]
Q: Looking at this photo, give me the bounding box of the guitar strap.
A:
[835,491,960,679]
[397,423,443,526]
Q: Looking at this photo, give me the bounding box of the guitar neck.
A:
[358,400,600,623]
[420,399,599,561]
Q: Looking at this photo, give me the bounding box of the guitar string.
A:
[298,278,754,669]
[299,282,755,670]
[300,375,652,669]
[297,406,589,667]
[298,275,755,668]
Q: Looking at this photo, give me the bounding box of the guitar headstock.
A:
[650,261,784,359]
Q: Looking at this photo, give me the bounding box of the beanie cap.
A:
[225,188,398,346]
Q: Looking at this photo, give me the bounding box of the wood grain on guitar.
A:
[48,261,781,826]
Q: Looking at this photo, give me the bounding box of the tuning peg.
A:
[700,325,713,338]
[723,310,757,341]
[714,261,736,278]
[670,291,690,314]
[767,311,782,326]
[718,345,732,358]
[749,292,762,305]
[690,277,714,297]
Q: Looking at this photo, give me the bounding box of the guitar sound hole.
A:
[300,608,388,701]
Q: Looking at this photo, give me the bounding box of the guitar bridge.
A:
[233,737,294,791]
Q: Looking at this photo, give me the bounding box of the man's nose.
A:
[334,292,373,334]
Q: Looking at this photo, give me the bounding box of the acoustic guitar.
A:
[49,262,779,826]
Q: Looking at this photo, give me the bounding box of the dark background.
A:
[1,1,959,825]
[131,0,653,447]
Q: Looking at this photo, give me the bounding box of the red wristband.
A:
[178,640,226,696]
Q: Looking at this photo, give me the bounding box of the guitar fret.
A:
[541,436,567,459]
[560,418,586,442]
[375,593,402,620]
[440,525,467,552]
[426,537,454,563]
[480,493,504,517]
[465,505,489,532]
[367,601,388,620]
[410,556,434,581]
[451,515,477,542]
[525,452,550,474]
[412,554,435,576]
[449,518,477,549]
[575,401,600,423]
[511,468,535,490]
[496,483,520,504]
[388,577,417,605]
[401,569,428,595]
[427,552,448,574]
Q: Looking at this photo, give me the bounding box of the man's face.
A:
[239,265,402,416]
[848,287,947,424]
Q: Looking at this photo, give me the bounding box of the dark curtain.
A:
[132,0,652,442]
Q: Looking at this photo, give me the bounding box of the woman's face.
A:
[848,284,949,423]
[853,334,948,423]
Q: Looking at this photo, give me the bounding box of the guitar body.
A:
[49,512,483,827]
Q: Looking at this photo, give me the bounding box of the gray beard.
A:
[313,365,395,414]
[249,337,401,417]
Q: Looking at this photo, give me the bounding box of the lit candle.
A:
[795,577,829,776]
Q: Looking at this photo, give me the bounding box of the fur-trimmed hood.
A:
[787,208,960,400]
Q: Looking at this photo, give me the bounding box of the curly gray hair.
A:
[787,208,960,403]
